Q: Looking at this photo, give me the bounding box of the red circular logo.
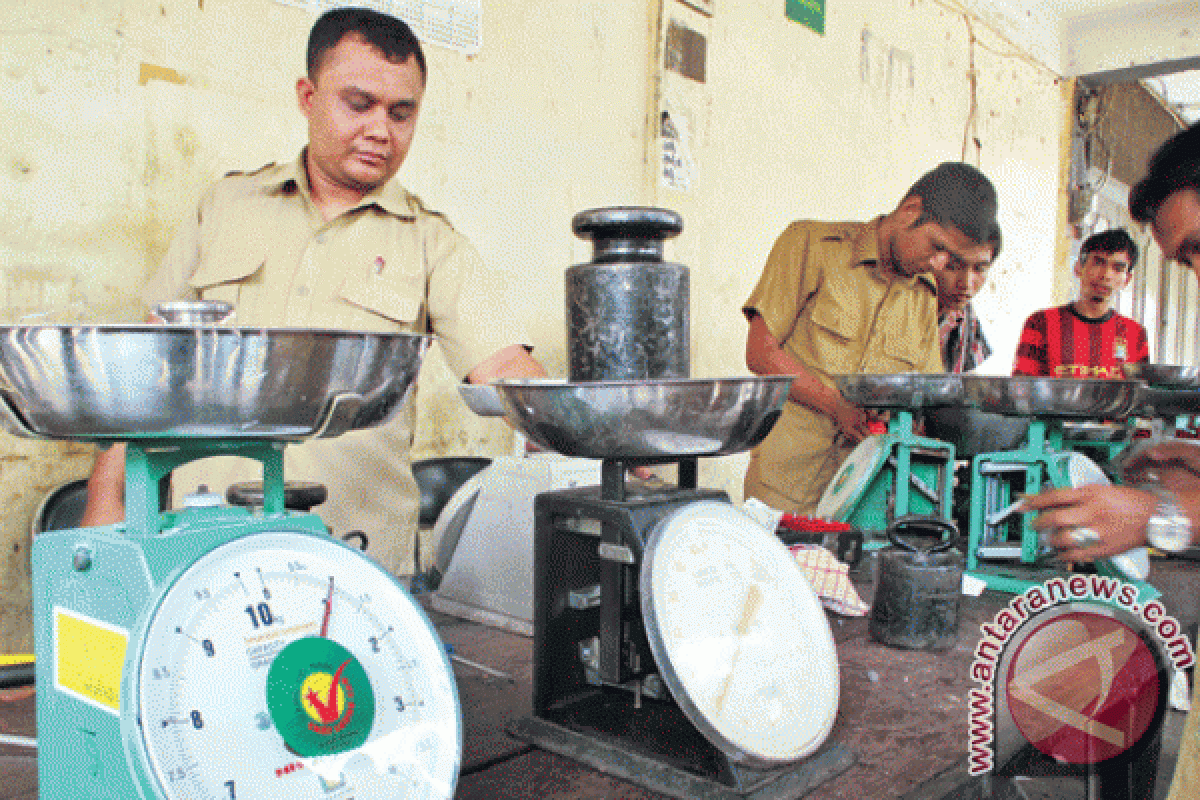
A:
[1005,610,1163,765]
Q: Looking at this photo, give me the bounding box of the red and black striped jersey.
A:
[1012,304,1149,378]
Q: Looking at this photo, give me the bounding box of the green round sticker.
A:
[266,636,376,757]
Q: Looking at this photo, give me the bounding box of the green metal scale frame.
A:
[965,418,1158,603]
[829,410,956,537]
[32,440,332,800]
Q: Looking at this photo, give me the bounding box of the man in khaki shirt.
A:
[82,8,544,577]
[743,162,1002,514]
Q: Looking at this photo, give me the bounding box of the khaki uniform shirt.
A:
[145,153,524,575]
[742,218,942,514]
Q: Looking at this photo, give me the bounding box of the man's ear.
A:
[1073,258,1083,279]
[1119,269,1134,290]
[894,194,924,227]
[296,76,316,118]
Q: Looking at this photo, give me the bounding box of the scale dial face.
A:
[640,501,840,766]
[816,435,887,519]
[133,532,461,799]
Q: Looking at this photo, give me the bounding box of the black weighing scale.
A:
[491,377,854,799]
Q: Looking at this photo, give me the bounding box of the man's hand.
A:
[826,392,871,444]
[1121,439,1200,492]
[467,344,546,384]
[1022,486,1156,562]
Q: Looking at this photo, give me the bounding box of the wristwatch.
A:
[1145,486,1193,553]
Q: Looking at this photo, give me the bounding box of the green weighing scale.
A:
[957,375,1155,601]
[816,373,958,537]
[0,323,464,800]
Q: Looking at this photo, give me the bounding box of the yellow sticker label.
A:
[54,607,128,715]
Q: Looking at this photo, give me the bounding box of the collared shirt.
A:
[144,152,526,575]
[939,304,992,373]
[741,217,943,513]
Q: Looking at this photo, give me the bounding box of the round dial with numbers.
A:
[131,531,461,799]
[640,501,840,766]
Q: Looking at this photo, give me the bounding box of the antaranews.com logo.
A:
[967,574,1194,775]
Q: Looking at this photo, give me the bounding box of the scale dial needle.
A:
[320,576,334,638]
[713,583,763,715]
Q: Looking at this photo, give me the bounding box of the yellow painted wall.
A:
[0,0,1066,649]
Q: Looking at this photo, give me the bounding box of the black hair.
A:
[1080,228,1138,270]
[1130,123,1200,224]
[307,7,427,84]
[905,162,1003,258]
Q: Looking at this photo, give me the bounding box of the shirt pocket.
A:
[336,267,424,328]
[188,250,265,309]
[805,292,860,376]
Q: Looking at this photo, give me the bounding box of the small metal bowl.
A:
[151,301,235,326]
[492,377,792,459]
[835,373,963,409]
[960,376,1141,419]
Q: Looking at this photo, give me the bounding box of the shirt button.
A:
[295,285,309,297]
[314,233,326,244]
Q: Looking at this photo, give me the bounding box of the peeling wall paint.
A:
[0,0,1067,649]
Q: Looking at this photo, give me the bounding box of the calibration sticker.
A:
[54,606,129,715]
[966,576,1194,776]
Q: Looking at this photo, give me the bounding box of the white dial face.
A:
[135,532,461,799]
[641,501,840,765]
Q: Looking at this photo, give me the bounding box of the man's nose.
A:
[364,110,391,141]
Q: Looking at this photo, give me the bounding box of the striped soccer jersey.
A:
[1012,304,1149,378]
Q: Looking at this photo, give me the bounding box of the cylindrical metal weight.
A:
[567,207,689,382]
[869,515,963,651]
[869,549,962,651]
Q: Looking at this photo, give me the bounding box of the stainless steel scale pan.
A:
[960,375,1141,419]
[834,373,962,409]
[491,377,792,459]
[1122,364,1200,419]
[0,325,431,440]
[1123,363,1200,389]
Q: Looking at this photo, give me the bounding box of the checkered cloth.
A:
[789,544,870,617]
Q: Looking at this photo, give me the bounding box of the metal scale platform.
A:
[491,378,854,799]
[955,376,1154,598]
[816,373,958,535]
[0,323,467,800]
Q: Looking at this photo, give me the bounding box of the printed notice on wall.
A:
[276,0,482,55]
[661,104,696,193]
[786,0,825,35]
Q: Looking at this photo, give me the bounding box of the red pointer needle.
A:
[320,576,334,638]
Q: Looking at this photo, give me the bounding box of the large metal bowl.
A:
[492,377,792,459]
[0,326,431,440]
[1133,385,1200,419]
[835,373,962,409]
[921,406,1031,459]
[960,376,1141,419]
[1122,363,1200,389]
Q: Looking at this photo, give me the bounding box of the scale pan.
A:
[1122,363,1200,389]
[834,373,963,409]
[490,377,792,460]
[0,325,431,441]
[1133,385,1200,419]
[960,376,1140,419]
